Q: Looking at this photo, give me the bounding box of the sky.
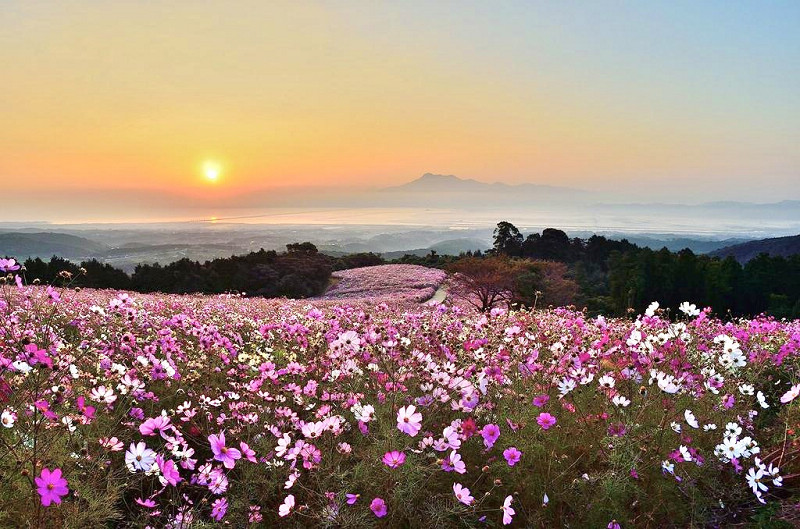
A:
[1,0,799,220]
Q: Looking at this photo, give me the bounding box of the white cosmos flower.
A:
[557,378,576,397]
[612,395,631,407]
[598,375,615,389]
[746,467,768,493]
[757,391,769,409]
[725,422,742,437]
[684,409,699,429]
[1,410,17,428]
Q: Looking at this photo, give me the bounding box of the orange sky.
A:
[2,1,798,204]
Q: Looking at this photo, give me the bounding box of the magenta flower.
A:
[156,456,182,486]
[240,441,257,463]
[481,423,500,448]
[135,497,156,508]
[503,446,522,466]
[382,450,406,469]
[346,493,360,505]
[0,258,20,272]
[532,394,550,407]
[35,467,69,506]
[75,396,95,420]
[139,415,170,436]
[397,405,422,437]
[211,497,228,521]
[608,422,627,437]
[209,431,241,469]
[537,412,557,430]
[370,497,387,518]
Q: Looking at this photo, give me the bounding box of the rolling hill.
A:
[709,234,800,263]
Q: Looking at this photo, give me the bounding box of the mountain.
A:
[709,234,800,263]
[379,173,589,207]
[0,232,109,259]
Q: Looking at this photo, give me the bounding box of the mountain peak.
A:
[417,173,461,182]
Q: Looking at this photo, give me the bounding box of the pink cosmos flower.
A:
[99,436,124,451]
[370,497,387,518]
[397,405,422,437]
[503,446,522,466]
[278,494,295,517]
[481,423,500,448]
[533,394,550,407]
[453,482,474,505]
[442,450,467,474]
[382,450,406,469]
[240,441,257,462]
[0,258,20,272]
[211,497,228,521]
[156,456,182,487]
[35,467,69,506]
[75,396,95,420]
[780,383,800,404]
[209,432,241,469]
[537,412,557,430]
[135,497,156,508]
[139,415,170,436]
[501,495,515,525]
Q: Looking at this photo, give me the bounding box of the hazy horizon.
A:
[2,1,799,225]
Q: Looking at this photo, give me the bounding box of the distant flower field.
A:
[320,264,447,303]
[1,260,799,527]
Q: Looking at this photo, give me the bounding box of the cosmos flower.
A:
[211,497,228,521]
[370,497,387,518]
[453,482,474,505]
[139,415,170,436]
[481,423,500,448]
[780,383,800,404]
[35,468,69,506]
[382,450,406,469]
[503,446,522,466]
[397,405,422,437]
[537,412,557,430]
[209,432,241,469]
[125,442,156,473]
[684,409,699,429]
[501,495,515,525]
[278,494,295,517]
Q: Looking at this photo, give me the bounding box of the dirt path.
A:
[428,285,447,303]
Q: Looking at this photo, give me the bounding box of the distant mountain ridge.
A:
[385,173,586,195]
[710,234,800,263]
[0,232,109,259]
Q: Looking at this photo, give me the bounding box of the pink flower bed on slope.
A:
[320,264,447,303]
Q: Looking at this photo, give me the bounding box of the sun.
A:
[202,161,221,183]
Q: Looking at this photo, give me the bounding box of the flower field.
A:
[1,263,800,527]
[320,264,447,304]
